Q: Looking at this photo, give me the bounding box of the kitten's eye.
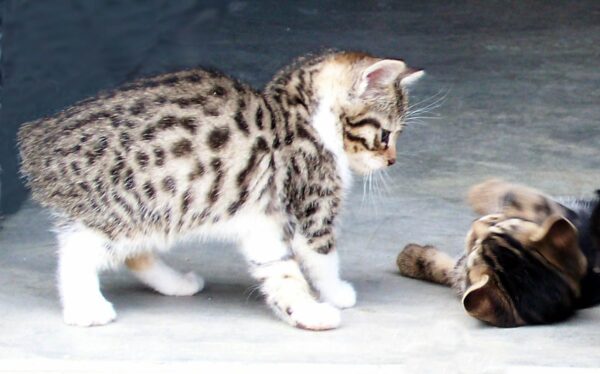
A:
[381,129,391,145]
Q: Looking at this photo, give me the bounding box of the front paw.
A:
[63,299,117,327]
[286,302,341,331]
[318,280,357,309]
[397,243,430,278]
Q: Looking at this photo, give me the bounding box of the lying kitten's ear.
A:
[462,275,518,327]
[358,59,424,97]
[530,215,587,279]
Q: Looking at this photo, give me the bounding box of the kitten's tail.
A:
[396,244,454,287]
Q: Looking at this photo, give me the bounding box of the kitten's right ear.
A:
[358,59,424,97]
[462,275,520,327]
[530,215,587,280]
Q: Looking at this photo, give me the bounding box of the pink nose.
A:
[388,158,396,166]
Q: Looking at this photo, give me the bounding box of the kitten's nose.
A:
[387,158,396,166]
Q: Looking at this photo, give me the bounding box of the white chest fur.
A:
[311,98,352,191]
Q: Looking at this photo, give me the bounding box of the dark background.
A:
[1,1,600,366]
[1,0,599,216]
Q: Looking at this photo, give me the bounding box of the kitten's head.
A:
[461,214,587,327]
[325,53,424,175]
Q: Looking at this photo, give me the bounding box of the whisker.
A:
[362,174,368,204]
[379,170,392,194]
[407,88,449,112]
[404,89,450,125]
[404,115,440,121]
[244,283,263,303]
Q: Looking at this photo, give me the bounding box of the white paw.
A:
[155,272,204,296]
[318,280,357,309]
[63,299,117,327]
[286,302,341,331]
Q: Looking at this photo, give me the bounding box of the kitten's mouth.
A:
[347,155,390,175]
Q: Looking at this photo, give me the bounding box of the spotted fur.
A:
[19,50,424,329]
[397,179,600,327]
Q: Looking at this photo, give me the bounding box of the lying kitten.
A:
[18,51,424,330]
[397,179,600,327]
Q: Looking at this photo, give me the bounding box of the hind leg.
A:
[125,253,203,296]
[468,179,564,222]
[57,225,116,327]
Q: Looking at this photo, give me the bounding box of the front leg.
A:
[397,243,456,287]
[240,215,341,330]
[293,230,357,309]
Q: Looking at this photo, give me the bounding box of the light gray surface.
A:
[1,1,600,371]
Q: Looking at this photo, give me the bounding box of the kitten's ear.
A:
[530,215,587,279]
[358,59,424,97]
[462,275,518,327]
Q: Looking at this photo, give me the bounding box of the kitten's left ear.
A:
[358,59,424,97]
[530,215,587,280]
[462,275,519,327]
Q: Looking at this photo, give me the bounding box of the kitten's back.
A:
[18,68,267,238]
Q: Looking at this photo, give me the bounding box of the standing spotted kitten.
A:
[397,179,600,327]
[19,51,424,330]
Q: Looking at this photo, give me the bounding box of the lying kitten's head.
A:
[316,53,424,175]
[462,213,587,327]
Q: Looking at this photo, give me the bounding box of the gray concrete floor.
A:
[1,1,600,371]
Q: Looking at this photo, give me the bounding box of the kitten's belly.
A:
[94,208,281,263]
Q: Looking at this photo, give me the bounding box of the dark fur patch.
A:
[503,192,523,210]
[207,158,223,204]
[346,117,381,129]
[162,176,176,195]
[143,181,156,199]
[179,117,197,134]
[123,168,135,190]
[153,147,165,166]
[110,155,125,185]
[129,100,146,115]
[186,73,202,83]
[227,189,249,215]
[136,151,149,168]
[162,76,179,86]
[171,139,193,157]
[158,115,177,130]
[70,161,81,175]
[208,128,230,150]
[142,126,156,141]
[237,137,270,187]
[189,161,206,181]
[255,106,264,130]
[119,132,132,151]
[203,107,220,117]
[344,131,370,150]
[315,241,334,254]
[234,111,250,135]
[181,189,192,215]
[212,85,226,97]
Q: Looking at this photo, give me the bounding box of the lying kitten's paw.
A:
[63,299,116,327]
[155,271,204,296]
[319,280,357,309]
[287,302,341,331]
[397,243,432,278]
